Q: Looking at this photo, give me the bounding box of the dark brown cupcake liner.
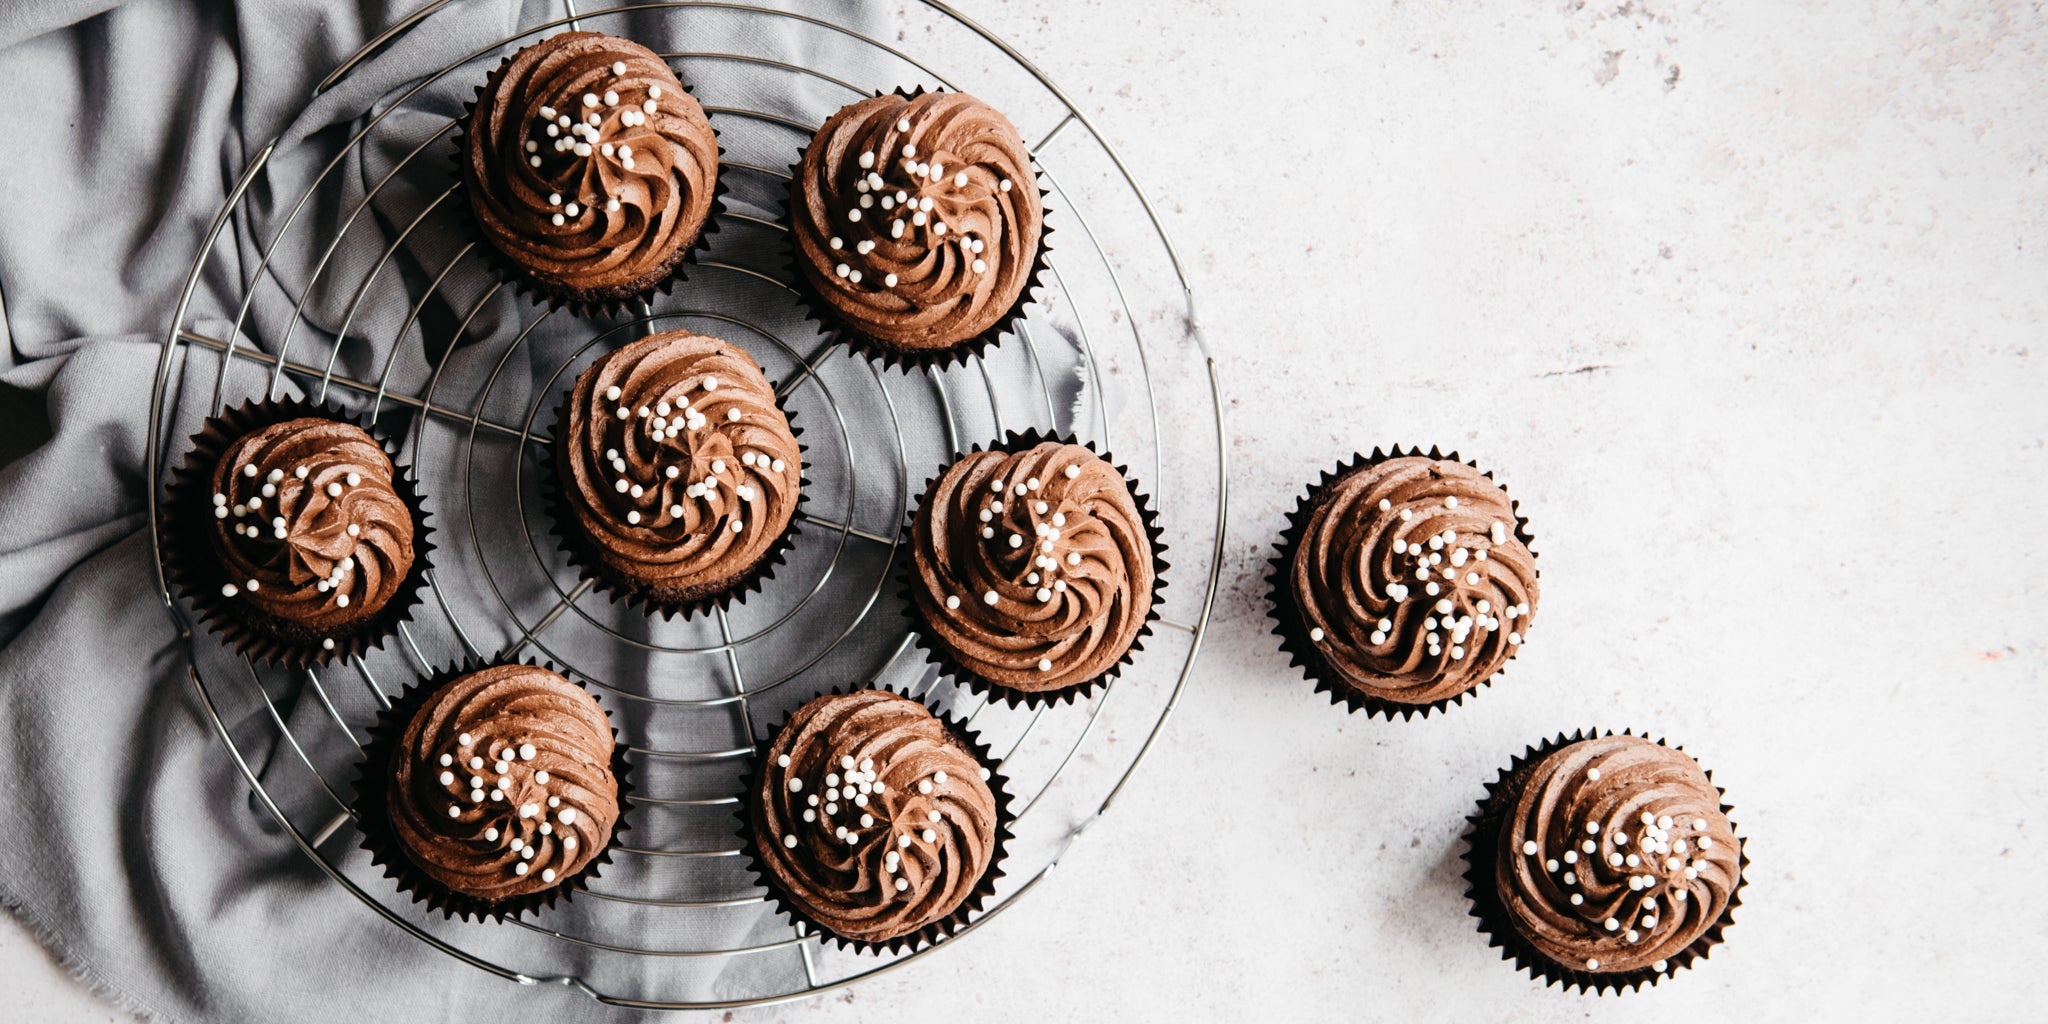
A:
[782,86,1054,374]
[159,396,436,669]
[450,47,730,320]
[1462,728,1748,994]
[733,685,1014,955]
[540,354,809,620]
[1265,445,1537,720]
[351,657,637,924]
[902,428,1168,710]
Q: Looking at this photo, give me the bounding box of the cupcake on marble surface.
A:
[459,31,721,312]
[741,689,1009,951]
[547,329,803,617]
[160,398,431,668]
[905,432,1164,708]
[1464,731,1746,992]
[355,661,630,922]
[788,88,1047,370]
[1267,446,1538,718]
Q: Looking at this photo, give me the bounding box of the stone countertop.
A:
[5,0,2042,1019]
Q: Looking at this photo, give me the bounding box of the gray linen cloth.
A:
[0,0,1087,1018]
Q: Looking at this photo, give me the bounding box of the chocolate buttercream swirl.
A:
[911,442,1153,693]
[1496,735,1742,974]
[206,417,414,640]
[556,330,801,603]
[1290,456,1538,706]
[463,31,718,302]
[388,665,620,901]
[753,691,997,943]
[791,91,1043,353]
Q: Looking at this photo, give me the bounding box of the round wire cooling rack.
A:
[142,0,1226,1010]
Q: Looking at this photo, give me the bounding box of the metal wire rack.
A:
[143,0,1225,1009]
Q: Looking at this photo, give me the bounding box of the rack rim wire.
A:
[144,0,1228,1009]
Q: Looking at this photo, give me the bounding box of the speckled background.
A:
[5,0,2042,1019]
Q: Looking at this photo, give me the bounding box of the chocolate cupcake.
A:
[1465,731,1746,992]
[547,329,803,616]
[459,31,721,312]
[354,661,631,922]
[788,89,1047,370]
[906,432,1164,707]
[159,398,431,667]
[1268,447,1538,718]
[740,689,1010,952]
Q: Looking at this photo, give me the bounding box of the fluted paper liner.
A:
[450,42,730,320]
[1266,445,1537,720]
[352,657,636,924]
[540,346,808,620]
[1462,728,1748,994]
[782,86,1054,373]
[902,429,1168,710]
[160,396,435,669]
[733,685,1014,955]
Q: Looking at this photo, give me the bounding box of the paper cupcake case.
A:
[781,86,1055,374]
[1461,728,1748,995]
[450,61,731,321]
[732,685,1014,956]
[159,396,436,670]
[1264,444,1537,721]
[540,378,809,620]
[900,428,1168,710]
[351,657,637,924]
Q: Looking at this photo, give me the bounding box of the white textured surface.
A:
[5,0,2045,1018]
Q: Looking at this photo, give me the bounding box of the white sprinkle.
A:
[1000,178,1012,192]
[783,834,798,849]
[788,778,802,792]
[582,93,598,108]
[922,829,937,842]
[1310,627,1326,642]
[1522,840,1539,856]
[1038,657,1053,671]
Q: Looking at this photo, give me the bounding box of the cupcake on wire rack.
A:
[1464,730,1747,992]
[158,397,432,668]
[738,688,1011,953]
[545,328,805,617]
[354,660,633,922]
[904,431,1165,708]
[457,31,723,314]
[1267,446,1538,719]
[787,88,1049,370]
